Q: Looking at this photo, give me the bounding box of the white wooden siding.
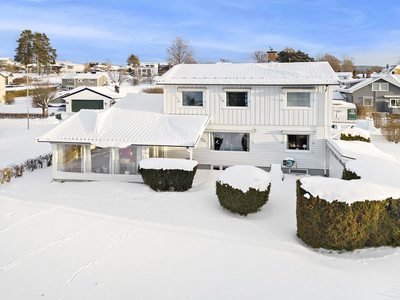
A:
[164,125,329,171]
[164,85,333,127]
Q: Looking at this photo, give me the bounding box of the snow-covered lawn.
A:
[1,127,400,299]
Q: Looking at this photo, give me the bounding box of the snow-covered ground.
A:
[1,123,400,299]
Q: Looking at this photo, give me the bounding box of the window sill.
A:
[285,149,311,153]
[181,105,205,108]
[223,106,249,110]
[284,107,313,110]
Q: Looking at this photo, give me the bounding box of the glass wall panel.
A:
[116,147,138,175]
[58,144,84,173]
[90,146,111,174]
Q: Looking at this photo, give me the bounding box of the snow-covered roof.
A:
[332,100,356,108]
[62,73,107,80]
[337,74,400,93]
[62,86,122,100]
[333,92,346,101]
[156,62,339,86]
[37,94,209,148]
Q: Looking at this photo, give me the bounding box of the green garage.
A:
[71,100,104,112]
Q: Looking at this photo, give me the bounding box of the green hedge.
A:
[340,133,371,143]
[296,180,400,251]
[216,181,271,216]
[138,166,197,192]
[342,168,361,180]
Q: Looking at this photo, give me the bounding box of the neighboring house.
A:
[37,62,340,182]
[0,73,6,103]
[0,58,12,68]
[380,64,400,75]
[130,63,159,80]
[336,72,353,81]
[338,74,400,113]
[59,86,122,113]
[53,61,85,74]
[0,71,14,85]
[61,73,109,90]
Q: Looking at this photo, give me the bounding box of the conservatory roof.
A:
[37,94,209,148]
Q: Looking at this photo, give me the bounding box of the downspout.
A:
[324,85,328,176]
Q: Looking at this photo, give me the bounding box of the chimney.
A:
[367,73,371,78]
[267,49,277,62]
[115,85,120,93]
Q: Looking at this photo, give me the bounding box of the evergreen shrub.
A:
[340,133,370,143]
[216,181,271,216]
[342,168,361,180]
[138,166,197,192]
[296,180,400,251]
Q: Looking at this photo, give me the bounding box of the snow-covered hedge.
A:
[138,158,198,192]
[340,126,371,143]
[216,166,271,216]
[296,180,400,251]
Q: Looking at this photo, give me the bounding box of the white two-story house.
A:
[156,62,339,175]
[37,62,339,182]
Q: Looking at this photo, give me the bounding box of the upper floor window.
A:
[372,83,388,91]
[182,91,203,106]
[287,92,311,107]
[226,91,248,107]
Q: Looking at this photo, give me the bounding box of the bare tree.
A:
[31,81,57,116]
[341,55,355,72]
[166,37,196,66]
[108,67,128,86]
[252,51,268,63]
[315,52,341,72]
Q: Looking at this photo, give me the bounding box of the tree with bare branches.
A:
[315,52,341,72]
[166,37,196,66]
[31,81,57,116]
[108,67,128,86]
[341,55,355,72]
[252,51,268,63]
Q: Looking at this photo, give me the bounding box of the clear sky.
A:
[1,0,399,67]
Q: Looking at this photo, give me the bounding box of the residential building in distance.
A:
[0,58,12,68]
[0,73,6,103]
[61,73,109,90]
[53,61,86,74]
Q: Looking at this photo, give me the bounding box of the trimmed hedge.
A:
[138,166,197,192]
[216,182,271,216]
[0,113,52,119]
[340,133,371,143]
[296,180,400,251]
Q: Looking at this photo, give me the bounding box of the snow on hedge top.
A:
[217,165,271,193]
[341,126,370,139]
[302,139,400,204]
[139,158,198,171]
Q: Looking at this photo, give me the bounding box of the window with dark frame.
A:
[182,91,203,106]
[212,132,249,152]
[226,92,247,107]
[287,135,309,150]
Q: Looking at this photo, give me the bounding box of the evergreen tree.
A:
[14,30,57,75]
[277,49,314,62]
[127,54,140,85]
[14,30,34,72]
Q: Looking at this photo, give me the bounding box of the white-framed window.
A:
[390,99,400,107]
[363,98,373,106]
[89,79,96,83]
[67,79,73,83]
[210,132,249,152]
[372,83,389,91]
[286,92,311,107]
[223,88,250,108]
[286,134,310,151]
[78,79,84,83]
[182,91,203,106]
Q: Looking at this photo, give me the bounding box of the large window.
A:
[226,92,247,107]
[390,99,400,107]
[287,135,309,151]
[182,91,203,106]
[372,83,388,91]
[90,146,110,173]
[57,145,83,172]
[211,132,249,151]
[287,92,311,107]
[116,147,138,174]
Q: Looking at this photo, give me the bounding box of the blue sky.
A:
[1,0,399,66]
